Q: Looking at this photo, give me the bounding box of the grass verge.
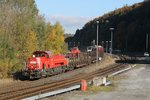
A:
[87,83,116,93]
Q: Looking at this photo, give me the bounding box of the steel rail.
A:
[0,64,126,100]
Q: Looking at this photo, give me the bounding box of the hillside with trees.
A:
[0,0,66,78]
[68,1,150,53]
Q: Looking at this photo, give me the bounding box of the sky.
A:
[35,0,144,34]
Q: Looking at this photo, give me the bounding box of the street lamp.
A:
[146,33,149,52]
[106,41,108,53]
[78,42,80,47]
[96,21,99,67]
[101,41,104,48]
[109,28,114,54]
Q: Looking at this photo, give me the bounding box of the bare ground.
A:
[45,63,150,100]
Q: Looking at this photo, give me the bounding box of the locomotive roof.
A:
[33,51,53,55]
[45,51,53,55]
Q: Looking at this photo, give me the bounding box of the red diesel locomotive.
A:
[23,46,104,79]
[23,51,68,79]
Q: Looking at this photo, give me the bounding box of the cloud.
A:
[46,15,93,34]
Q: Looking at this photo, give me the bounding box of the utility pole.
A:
[146,33,148,52]
[96,21,99,67]
[109,28,114,55]
[106,41,108,53]
[102,41,104,49]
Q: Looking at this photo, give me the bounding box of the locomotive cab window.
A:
[45,54,49,58]
[32,51,47,57]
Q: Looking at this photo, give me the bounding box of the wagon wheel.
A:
[68,65,74,71]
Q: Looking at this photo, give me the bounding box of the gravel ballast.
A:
[0,54,115,93]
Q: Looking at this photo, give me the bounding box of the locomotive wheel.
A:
[68,65,74,71]
[61,66,66,72]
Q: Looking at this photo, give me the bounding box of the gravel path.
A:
[46,63,150,100]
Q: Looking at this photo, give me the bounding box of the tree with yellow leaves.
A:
[44,22,66,54]
[23,31,38,61]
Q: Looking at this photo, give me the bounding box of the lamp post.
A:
[96,21,99,67]
[102,41,104,48]
[109,28,114,54]
[146,33,149,52]
[106,41,108,53]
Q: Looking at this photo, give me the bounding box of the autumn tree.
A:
[0,0,39,77]
[23,31,38,61]
[44,22,66,54]
[0,0,67,78]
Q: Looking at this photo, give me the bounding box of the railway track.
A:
[0,63,127,100]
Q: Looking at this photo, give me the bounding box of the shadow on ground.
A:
[115,57,150,64]
[12,71,29,81]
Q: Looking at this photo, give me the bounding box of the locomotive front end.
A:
[24,53,43,79]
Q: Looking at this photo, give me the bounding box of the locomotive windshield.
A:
[33,53,45,57]
[32,51,53,58]
[32,51,47,58]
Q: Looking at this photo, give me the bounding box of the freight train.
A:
[23,46,104,79]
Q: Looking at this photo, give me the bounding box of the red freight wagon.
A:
[69,47,80,58]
